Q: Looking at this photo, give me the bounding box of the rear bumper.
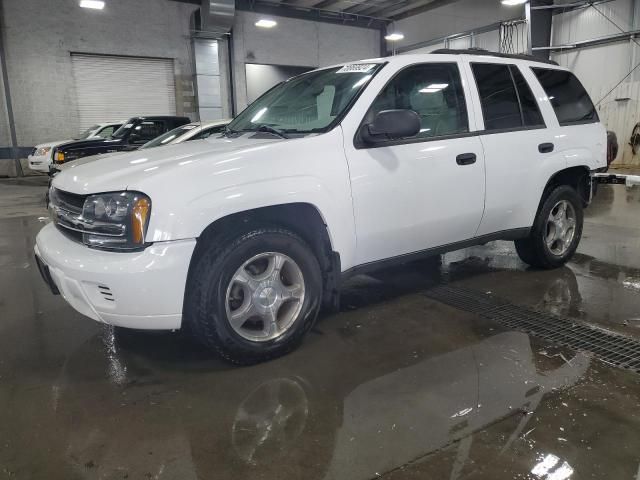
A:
[34,223,196,330]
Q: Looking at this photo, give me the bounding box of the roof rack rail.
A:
[430,48,559,66]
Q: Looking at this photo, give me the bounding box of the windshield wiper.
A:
[252,124,289,139]
[222,125,238,137]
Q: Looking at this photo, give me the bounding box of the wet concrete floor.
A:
[1,175,640,479]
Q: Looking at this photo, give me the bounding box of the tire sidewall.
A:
[200,230,322,361]
[535,186,584,267]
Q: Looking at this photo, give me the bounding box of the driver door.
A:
[344,61,486,265]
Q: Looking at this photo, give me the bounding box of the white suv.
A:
[35,50,606,363]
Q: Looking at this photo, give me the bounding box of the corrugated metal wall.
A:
[551,0,639,166]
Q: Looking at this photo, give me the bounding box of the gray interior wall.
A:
[393,0,523,51]
[2,0,198,146]
[232,10,381,111]
[245,64,311,103]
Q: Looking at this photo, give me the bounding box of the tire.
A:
[515,185,583,269]
[184,226,323,365]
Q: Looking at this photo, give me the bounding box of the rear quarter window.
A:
[531,68,598,126]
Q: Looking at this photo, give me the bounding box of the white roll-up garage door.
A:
[71,54,176,131]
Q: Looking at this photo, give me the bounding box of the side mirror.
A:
[361,109,421,144]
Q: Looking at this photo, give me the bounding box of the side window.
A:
[471,63,522,131]
[531,68,598,125]
[510,67,544,127]
[191,125,226,140]
[367,63,469,139]
[134,121,164,142]
[97,126,116,138]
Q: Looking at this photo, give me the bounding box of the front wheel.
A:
[184,227,323,364]
[515,185,584,269]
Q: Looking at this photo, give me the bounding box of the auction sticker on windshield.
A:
[337,63,377,73]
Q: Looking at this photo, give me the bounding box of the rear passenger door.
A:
[345,61,486,265]
[465,61,555,236]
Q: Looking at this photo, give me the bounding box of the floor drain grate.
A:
[424,284,640,373]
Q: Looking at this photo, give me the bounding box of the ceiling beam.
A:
[389,0,462,20]
[356,0,410,17]
[343,0,392,14]
[236,0,390,28]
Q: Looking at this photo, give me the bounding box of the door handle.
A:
[456,153,477,166]
[538,142,554,153]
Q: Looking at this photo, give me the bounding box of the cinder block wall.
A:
[1,0,198,146]
[231,11,381,112]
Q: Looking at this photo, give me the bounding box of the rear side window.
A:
[532,68,598,125]
[472,63,545,131]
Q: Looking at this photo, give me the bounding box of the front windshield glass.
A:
[75,125,100,140]
[141,124,198,149]
[227,63,384,134]
[111,119,138,139]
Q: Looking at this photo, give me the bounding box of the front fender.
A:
[140,128,358,271]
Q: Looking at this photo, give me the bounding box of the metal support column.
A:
[529,0,554,60]
[0,0,22,177]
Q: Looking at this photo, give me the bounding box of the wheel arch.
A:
[543,165,591,206]
[185,202,342,312]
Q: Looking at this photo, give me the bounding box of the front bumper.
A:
[27,155,51,172]
[34,222,196,330]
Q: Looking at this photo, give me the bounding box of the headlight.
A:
[35,146,51,157]
[81,191,152,250]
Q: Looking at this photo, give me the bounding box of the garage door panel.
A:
[71,54,176,131]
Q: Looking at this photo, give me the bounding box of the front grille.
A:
[50,188,85,215]
[49,188,88,243]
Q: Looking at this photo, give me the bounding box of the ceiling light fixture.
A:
[501,0,527,5]
[79,0,105,9]
[255,19,277,28]
[385,32,405,41]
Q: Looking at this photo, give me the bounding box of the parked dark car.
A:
[52,116,191,164]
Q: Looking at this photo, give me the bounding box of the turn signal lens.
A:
[55,151,65,163]
[131,197,151,245]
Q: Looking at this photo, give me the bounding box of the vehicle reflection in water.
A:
[232,377,309,465]
[55,328,589,479]
[319,332,588,480]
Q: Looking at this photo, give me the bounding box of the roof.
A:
[430,48,559,66]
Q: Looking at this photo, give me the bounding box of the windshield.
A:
[141,124,199,149]
[111,119,138,139]
[227,63,384,134]
[75,125,100,140]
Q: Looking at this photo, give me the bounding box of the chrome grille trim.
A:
[49,188,126,240]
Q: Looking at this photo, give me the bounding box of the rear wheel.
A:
[184,226,323,364]
[515,185,583,269]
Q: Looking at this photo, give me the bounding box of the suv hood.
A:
[52,135,284,195]
[58,137,124,152]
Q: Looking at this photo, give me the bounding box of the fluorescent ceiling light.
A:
[501,0,527,5]
[385,32,404,41]
[419,83,449,93]
[251,107,268,123]
[79,0,105,9]
[255,19,277,28]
